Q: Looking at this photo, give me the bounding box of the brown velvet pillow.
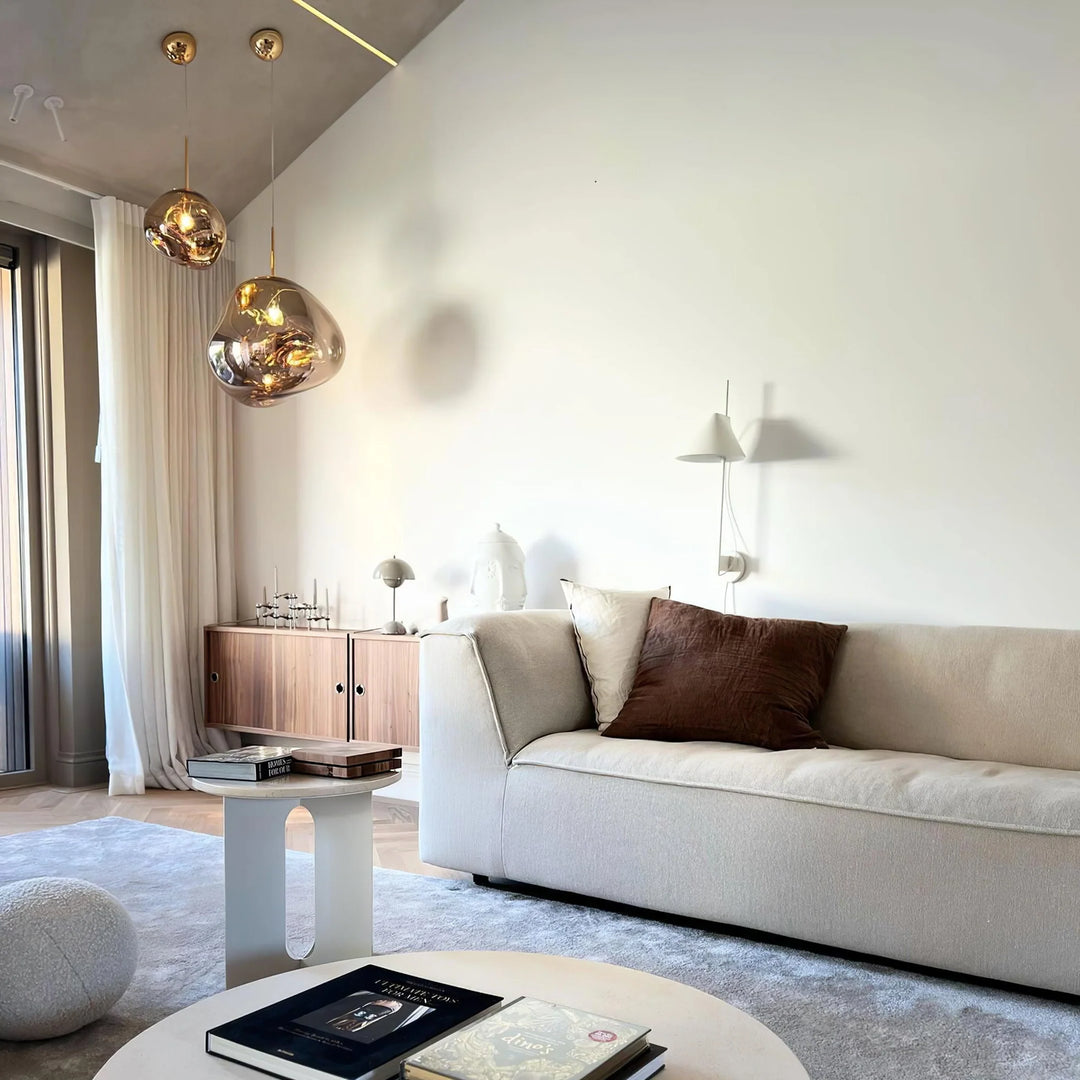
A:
[602,598,846,750]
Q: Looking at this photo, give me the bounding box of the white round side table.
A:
[94,951,810,1080]
[191,772,398,988]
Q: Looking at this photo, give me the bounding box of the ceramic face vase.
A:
[470,525,527,612]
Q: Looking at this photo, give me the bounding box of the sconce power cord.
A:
[720,462,750,616]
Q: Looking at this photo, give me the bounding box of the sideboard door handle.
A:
[335,682,345,694]
[355,683,365,697]
[210,671,220,683]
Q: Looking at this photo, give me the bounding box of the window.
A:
[0,229,44,782]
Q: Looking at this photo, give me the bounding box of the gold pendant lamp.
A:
[144,32,227,269]
[206,29,344,407]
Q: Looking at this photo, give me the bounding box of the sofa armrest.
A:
[418,610,592,877]
[421,610,593,762]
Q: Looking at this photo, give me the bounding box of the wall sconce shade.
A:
[677,413,746,463]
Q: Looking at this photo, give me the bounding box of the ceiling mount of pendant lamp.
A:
[143,31,227,269]
[206,28,345,408]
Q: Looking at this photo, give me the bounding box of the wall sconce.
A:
[677,382,748,581]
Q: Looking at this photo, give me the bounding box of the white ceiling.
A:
[0,0,465,220]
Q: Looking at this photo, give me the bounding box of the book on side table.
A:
[289,741,402,779]
[402,997,665,1080]
[206,964,502,1080]
[187,746,293,782]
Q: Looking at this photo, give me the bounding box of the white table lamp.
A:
[372,557,415,634]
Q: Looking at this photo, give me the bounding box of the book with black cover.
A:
[187,746,293,781]
[607,1043,666,1080]
[205,964,502,1080]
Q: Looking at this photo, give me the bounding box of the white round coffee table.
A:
[191,773,398,988]
[94,950,808,1080]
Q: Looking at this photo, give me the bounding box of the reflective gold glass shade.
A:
[207,275,345,407]
[144,188,227,269]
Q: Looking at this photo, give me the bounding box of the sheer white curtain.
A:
[93,197,237,793]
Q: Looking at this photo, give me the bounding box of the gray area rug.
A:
[0,817,1077,1079]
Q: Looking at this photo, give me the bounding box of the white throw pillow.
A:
[560,579,672,731]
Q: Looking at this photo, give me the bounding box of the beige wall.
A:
[229,0,1080,631]
[46,240,105,786]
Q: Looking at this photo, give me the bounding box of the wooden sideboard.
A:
[204,624,420,750]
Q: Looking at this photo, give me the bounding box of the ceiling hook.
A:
[9,84,33,123]
[43,96,66,142]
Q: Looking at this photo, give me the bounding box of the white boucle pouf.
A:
[0,876,138,1041]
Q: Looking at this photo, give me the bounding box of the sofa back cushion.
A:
[818,624,1080,770]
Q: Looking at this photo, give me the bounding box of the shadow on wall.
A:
[430,560,470,598]
[368,206,483,403]
[407,301,481,402]
[745,382,842,580]
[745,417,836,463]
[527,534,581,609]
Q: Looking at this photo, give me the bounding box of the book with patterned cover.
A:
[401,997,651,1080]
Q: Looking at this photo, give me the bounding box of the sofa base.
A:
[498,763,1080,995]
[468,872,1080,1005]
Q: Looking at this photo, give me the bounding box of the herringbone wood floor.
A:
[0,785,468,880]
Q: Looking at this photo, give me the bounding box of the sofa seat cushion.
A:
[512,729,1080,836]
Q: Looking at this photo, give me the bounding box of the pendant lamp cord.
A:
[183,62,190,190]
[269,59,276,275]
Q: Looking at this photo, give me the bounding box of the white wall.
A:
[229,0,1080,631]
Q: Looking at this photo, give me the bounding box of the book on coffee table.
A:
[206,964,502,1080]
[401,997,653,1080]
[187,746,293,782]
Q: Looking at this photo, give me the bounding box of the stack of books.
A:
[289,741,402,779]
[186,742,402,783]
[205,966,667,1080]
[402,997,666,1080]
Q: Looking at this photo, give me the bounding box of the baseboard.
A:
[50,748,109,788]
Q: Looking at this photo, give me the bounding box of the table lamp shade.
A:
[676,413,746,463]
[372,558,415,590]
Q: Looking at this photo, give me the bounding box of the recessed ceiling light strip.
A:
[286,0,398,66]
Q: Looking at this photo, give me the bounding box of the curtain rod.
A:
[0,157,103,200]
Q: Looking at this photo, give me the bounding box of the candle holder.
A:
[256,570,332,628]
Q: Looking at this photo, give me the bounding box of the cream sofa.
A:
[419,610,1080,994]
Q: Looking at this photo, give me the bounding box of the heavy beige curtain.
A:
[93,197,236,793]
